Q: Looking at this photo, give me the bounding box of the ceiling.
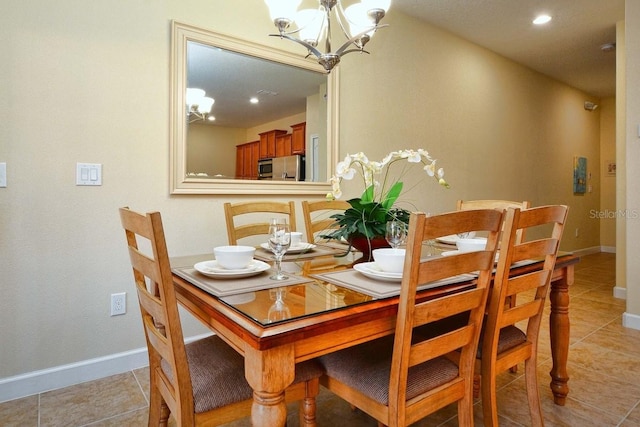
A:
[189,1,623,129]
[392,0,624,98]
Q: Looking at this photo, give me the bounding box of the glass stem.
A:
[275,254,283,277]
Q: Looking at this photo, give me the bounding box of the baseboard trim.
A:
[613,286,627,300]
[600,245,616,253]
[0,333,211,403]
[572,246,603,257]
[623,312,640,331]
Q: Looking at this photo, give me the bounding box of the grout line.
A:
[617,398,640,427]
[79,406,148,427]
[131,368,150,405]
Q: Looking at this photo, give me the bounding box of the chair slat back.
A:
[301,200,350,243]
[119,207,194,421]
[457,199,531,243]
[485,205,569,357]
[388,209,503,417]
[224,201,297,245]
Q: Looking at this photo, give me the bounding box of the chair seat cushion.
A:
[318,336,459,405]
[169,335,323,413]
[477,325,527,358]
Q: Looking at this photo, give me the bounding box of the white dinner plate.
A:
[353,262,403,283]
[194,259,270,279]
[259,242,316,254]
[436,232,476,245]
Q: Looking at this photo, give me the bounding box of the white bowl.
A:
[213,245,256,270]
[372,248,406,273]
[456,237,487,252]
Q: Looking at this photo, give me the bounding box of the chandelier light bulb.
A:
[186,88,205,107]
[296,9,325,46]
[345,3,375,38]
[198,97,214,114]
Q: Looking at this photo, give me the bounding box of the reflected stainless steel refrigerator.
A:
[272,155,305,181]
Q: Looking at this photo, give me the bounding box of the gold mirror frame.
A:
[170,21,339,195]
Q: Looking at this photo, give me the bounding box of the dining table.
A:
[171,242,579,427]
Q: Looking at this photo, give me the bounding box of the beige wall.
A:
[187,123,244,176]
[624,2,640,320]
[0,0,616,386]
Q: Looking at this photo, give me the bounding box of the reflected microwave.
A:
[257,158,273,179]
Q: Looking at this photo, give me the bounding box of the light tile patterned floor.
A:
[2,253,639,426]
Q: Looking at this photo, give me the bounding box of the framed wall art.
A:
[573,156,587,194]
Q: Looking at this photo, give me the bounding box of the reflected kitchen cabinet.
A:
[236,141,260,179]
[259,130,287,159]
[275,133,292,157]
[291,122,306,155]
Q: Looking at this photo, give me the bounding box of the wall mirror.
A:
[170,21,339,195]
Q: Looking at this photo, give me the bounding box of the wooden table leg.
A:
[549,265,573,405]
[244,345,295,427]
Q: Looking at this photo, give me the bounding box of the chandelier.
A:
[186,88,215,123]
[264,0,391,72]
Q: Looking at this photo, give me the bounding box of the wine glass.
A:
[267,288,291,323]
[268,220,291,280]
[385,220,407,249]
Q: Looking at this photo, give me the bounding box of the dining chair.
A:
[301,199,350,243]
[318,208,504,427]
[457,199,531,243]
[476,205,569,427]
[119,207,322,426]
[224,201,297,245]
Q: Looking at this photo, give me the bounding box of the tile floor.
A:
[2,253,639,426]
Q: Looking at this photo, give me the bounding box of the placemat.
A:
[311,269,477,299]
[253,244,349,262]
[172,266,314,297]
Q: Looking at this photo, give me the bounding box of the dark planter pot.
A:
[349,234,390,264]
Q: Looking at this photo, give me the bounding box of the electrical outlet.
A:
[110,292,126,316]
[575,228,579,238]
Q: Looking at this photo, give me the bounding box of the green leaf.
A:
[361,184,375,203]
[381,181,403,210]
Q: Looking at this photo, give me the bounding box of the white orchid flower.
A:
[406,150,421,163]
[424,162,436,177]
[328,148,448,211]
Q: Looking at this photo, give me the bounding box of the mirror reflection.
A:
[186,41,327,181]
[170,21,339,195]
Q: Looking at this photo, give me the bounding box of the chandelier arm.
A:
[269,33,323,59]
[334,23,389,55]
[338,48,371,56]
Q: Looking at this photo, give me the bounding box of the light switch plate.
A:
[76,163,102,186]
[0,162,6,187]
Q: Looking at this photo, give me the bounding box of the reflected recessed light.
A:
[533,14,552,25]
[250,97,259,104]
[207,115,215,121]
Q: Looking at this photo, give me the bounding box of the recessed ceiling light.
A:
[207,115,215,121]
[250,97,259,104]
[533,14,552,25]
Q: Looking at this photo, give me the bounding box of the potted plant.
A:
[323,149,449,262]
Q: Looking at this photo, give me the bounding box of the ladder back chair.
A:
[301,199,350,243]
[476,205,569,427]
[318,209,504,427]
[224,201,296,245]
[119,207,322,426]
[457,199,531,244]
